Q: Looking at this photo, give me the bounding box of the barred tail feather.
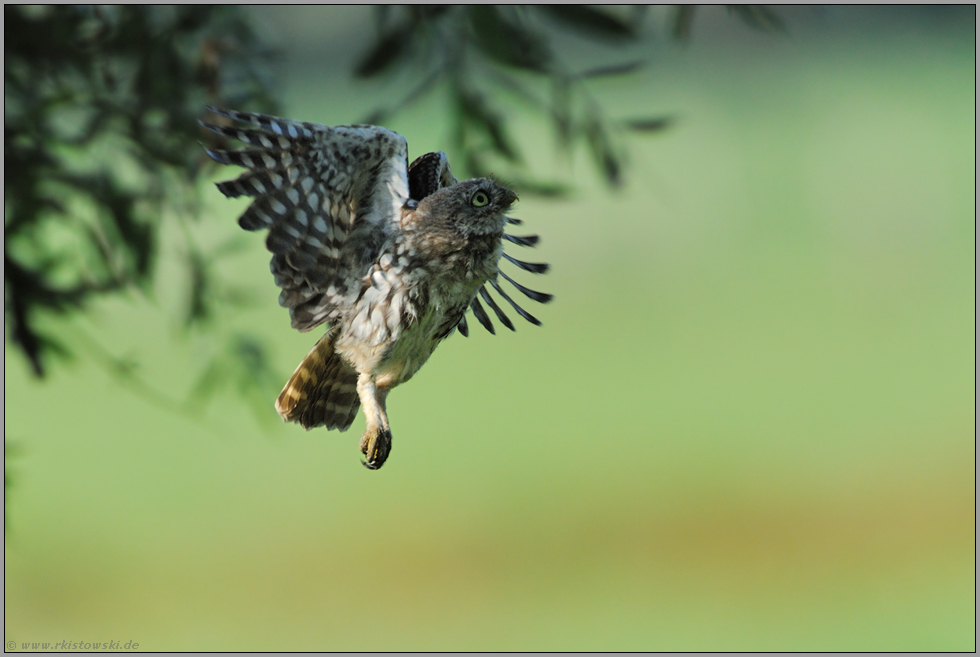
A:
[276,333,360,431]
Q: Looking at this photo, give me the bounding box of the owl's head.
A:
[415,178,518,238]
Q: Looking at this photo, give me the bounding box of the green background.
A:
[5,7,975,651]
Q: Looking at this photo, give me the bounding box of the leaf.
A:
[457,89,521,162]
[469,6,551,73]
[622,116,675,133]
[407,5,451,22]
[353,22,414,78]
[727,5,784,32]
[184,247,212,328]
[360,109,389,125]
[573,60,645,80]
[585,115,623,187]
[671,5,697,42]
[551,75,572,149]
[536,5,636,41]
[485,66,549,110]
[507,176,572,198]
[463,151,491,179]
[361,66,442,124]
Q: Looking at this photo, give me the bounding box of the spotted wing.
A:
[408,151,457,201]
[200,106,409,331]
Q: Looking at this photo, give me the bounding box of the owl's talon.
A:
[360,427,392,470]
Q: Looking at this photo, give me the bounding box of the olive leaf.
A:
[535,5,636,41]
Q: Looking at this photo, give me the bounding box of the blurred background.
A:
[4,6,975,651]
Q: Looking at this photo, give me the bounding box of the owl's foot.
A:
[360,426,392,470]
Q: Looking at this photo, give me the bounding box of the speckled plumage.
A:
[201,107,551,469]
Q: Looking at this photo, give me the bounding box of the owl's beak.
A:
[502,189,519,207]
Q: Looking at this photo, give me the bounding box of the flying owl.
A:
[200,107,551,470]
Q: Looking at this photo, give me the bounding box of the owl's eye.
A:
[471,190,490,207]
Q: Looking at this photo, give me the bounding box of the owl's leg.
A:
[356,373,392,470]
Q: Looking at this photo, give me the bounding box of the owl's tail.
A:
[276,332,360,431]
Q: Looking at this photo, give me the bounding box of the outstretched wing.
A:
[200,107,410,331]
[465,223,553,337]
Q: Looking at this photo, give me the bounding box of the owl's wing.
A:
[200,107,409,331]
[403,151,551,337]
[466,238,553,337]
[408,151,457,201]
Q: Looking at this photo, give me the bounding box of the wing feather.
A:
[408,151,457,201]
[202,108,410,332]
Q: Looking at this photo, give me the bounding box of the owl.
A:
[200,107,551,470]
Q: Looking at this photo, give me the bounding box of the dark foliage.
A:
[4,5,276,378]
[355,5,780,195]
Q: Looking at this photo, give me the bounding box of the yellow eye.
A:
[471,191,490,207]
